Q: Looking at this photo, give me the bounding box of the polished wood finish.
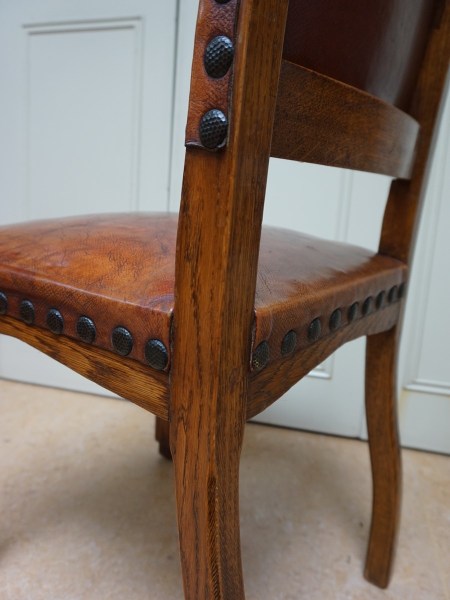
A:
[0,1,448,599]
[170,1,288,597]
[0,315,169,418]
[272,61,420,178]
[364,327,402,588]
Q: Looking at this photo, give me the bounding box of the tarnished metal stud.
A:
[199,109,228,149]
[112,326,133,356]
[281,330,297,356]
[329,309,342,331]
[252,341,269,371]
[308,318,322,342]
[387,286,398,303]
[398,282,406,298]
[362,296,374,316]
[145,339,168,371]
[46,308,64,335]
[77,316,96,344]
[20,300,35,325]
[375,291,385,310]
[204,35,234,78]
[0,292,7,315]
[348,302,359,322]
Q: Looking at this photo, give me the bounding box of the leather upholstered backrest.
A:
[283,0,440,111]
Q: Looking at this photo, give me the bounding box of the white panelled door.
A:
[0,0,177,393]
[1,0,449,454]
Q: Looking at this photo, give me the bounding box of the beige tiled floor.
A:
[0,379,448,600]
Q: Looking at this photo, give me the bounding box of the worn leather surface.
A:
[0,213,406,369]
[283,0,438,110]
[185,0,240,148]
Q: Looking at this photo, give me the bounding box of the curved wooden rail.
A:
[0,316,170,419]
[271,60,420,179]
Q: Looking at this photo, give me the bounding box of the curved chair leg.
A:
[170,413,245,600]
[155,416,172,460]
[364,326,402,588]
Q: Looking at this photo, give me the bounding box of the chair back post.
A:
[169,1,289,597]
[380,1,450,265]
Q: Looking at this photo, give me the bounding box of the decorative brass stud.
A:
[19,300,35,325]
[76,316,96,344]
[252,341,269,371]
[281,330,297,356]
[0,292,7,315]
[308,318,322,342]
[204,35,234,78]
[145,339,168,371]
[112,326,133,356]
[46,308,64,335]
[199,109,228,148]
[348,302,359,322]
[329,309,342,331]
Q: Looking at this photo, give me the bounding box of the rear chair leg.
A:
[364,327,402,588]
[155,416,172,460]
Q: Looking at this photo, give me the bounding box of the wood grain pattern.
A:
[170,1,289,598]
[364,327,402,588]
[0,315,169,418]
[380,0,450,265]
[271,61,420,178]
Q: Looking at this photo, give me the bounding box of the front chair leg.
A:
[170,416,246,600]
[155,416,172,460]
[364,327,402,588]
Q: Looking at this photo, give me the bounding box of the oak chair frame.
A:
[1,0,449,598]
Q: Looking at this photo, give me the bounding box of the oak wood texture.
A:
[170,1,289,598]
[364,327,402,588]
[0,315,169,418]
[272,61,420,178]
[0,0,449,599]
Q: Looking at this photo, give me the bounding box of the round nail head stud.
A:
[281,330,297,356]
[375,291,385,310]
[112,326,133,356]
[204,35,234,78]
[47,308,64,335]
[0,292,7,315]
[20,300,35,325]
[329,309,342,331]
[398,282,406,298]
[199,109,228,149]
[308,318,322,342]
[77,316,96,344]
[388,286,398,303]
[252,341,269,371]
[348,302,359,322]
[362,296,374,316]
[145,339,168,371]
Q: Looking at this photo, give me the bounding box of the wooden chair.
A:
[1,0,449,597]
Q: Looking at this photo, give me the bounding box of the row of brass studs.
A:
[198,1,235,148]
[251,283,406,371]
[0,292,168,371]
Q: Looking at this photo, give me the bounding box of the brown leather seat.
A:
[0,213,406,372]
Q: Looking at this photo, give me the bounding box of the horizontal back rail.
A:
[271,60,420,178]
